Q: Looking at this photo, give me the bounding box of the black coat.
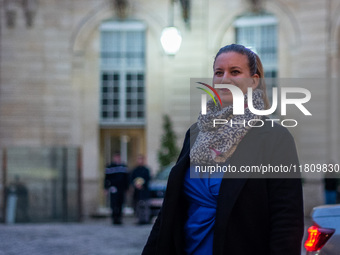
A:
[131,165,151,201]
[142,120,304,255]
[104,162,129,193]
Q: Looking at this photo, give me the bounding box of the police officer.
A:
[104,152,129,225]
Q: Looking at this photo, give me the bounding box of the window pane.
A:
[126,31,145,67]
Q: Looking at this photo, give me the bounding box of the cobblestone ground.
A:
[0,216,312,255]
[0,217,152,255]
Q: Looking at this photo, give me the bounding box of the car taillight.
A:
[304,225,335,252]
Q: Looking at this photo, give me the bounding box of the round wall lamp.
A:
[160,26,182,55]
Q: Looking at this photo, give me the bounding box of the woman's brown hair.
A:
[214,44,270,109]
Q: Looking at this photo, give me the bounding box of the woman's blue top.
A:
[183,166,223,255]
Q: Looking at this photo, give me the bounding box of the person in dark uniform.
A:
[104,152,129,225]
[130,154,151,224]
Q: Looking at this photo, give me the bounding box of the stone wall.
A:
[1,0,340,218]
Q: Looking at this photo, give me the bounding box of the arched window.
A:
[100,20,146,126]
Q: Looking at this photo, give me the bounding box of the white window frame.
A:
[100,20,146,126]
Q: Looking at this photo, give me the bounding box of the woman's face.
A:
[213,51,259,108]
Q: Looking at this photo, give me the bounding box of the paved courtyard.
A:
[0,217,152,255]
[0,216,312,255]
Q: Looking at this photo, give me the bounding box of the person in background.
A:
[6,175,29,223]
[130,154,151,224]
[104,152,129,225]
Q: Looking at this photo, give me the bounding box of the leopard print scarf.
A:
[190,89,264,164]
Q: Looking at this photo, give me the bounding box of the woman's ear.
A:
[251,74,260,89]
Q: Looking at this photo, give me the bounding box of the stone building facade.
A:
[1,0,340,218]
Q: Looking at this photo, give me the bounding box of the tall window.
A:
[234,14,278,97]
[100,21,146,126]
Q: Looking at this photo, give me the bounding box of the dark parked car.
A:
[148,164,173,218]
[304,204,340,255]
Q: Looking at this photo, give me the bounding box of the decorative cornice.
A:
[4,0,38,28]
[249,0,264,13]
[112,0,129,19]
